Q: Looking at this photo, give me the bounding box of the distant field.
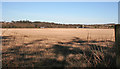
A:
[2,28,115,41]
[2,28,116,67]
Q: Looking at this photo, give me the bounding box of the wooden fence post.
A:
[115,25,120,68]
[116,1,120,68]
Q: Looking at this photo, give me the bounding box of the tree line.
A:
[0,20,115,28]
[1,20,83,28]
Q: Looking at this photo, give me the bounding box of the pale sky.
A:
[2,2,118,24]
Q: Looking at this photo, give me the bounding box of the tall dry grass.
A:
[2,29,116,67]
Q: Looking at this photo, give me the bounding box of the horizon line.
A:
[0,20,117,25]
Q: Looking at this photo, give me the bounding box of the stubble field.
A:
[2,28,116,67]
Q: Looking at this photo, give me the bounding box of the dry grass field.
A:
[2,28,116,67]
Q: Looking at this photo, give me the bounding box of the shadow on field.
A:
[2,36,116,67]
[2,36,15,46]
[53,37,116,67]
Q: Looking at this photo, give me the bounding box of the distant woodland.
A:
[0,20,115,29]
